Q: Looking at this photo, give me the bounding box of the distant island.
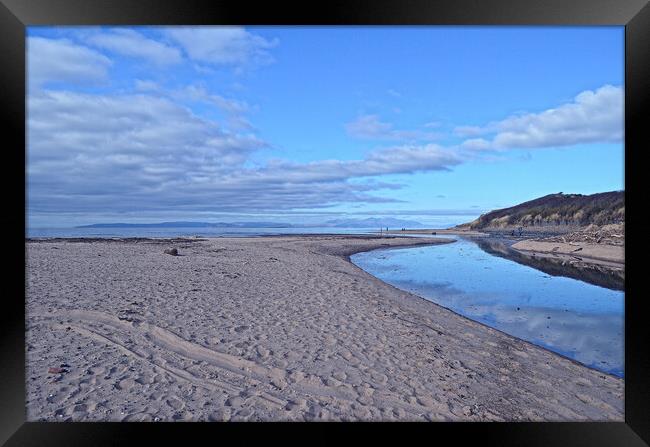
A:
[456,191,624,231]
[76,217,425,229]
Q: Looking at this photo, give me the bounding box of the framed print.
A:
[1,0,648,445]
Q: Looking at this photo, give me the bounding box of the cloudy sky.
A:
[27,26,624,227]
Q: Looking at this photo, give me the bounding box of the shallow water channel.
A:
[351,237,624,377]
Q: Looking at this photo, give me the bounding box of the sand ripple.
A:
[26,236,623,421]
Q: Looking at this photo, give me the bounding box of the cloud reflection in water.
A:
[351,238,624,377]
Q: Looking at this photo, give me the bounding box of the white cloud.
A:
[253,144,460,185]
[459,85,624,150]
[346,114,392,139]
[132,82,253,127]
[27,90,460,218]
[345,114,440,142]
[134,79,160,92]
[460,138,492,151]
[424,121,442,128]
[363,144,460,174]
[165,27,278,67]
[493,85,623,149]
[86,29,182,66]
[28,37,112,87]
[28,90,265,184]
[226,116,255,131]
[175,84,249,115]
[454,125,485,137]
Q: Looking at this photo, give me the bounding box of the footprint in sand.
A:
[287,370,305,384]
[72,403,88,413]
[225,396,245,408]
[357,395,373,406]
[116,378,137,391]
[284,397,307,411]
[134,375,153,385]
[255,345,270,359]
[208,408,231,421]
[234,408,254,419]
[166,397,184,411]
[122,412,154,422]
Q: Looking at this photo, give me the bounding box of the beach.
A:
[511,240,623,265]
[26,235,623,421]
[384,226,625,276]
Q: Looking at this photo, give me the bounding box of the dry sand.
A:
[512,223,624,267]
[26,235,623,422]
[511,240,624,266]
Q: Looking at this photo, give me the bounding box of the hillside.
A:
[458,191,624,231]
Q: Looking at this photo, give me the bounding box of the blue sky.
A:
[26,26,624,227]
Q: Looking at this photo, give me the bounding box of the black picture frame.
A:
[2,0,648,445]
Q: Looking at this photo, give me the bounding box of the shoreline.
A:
[343,246,623,380]
[511,240,624,266]
[26,235,623,421]
[378,228,488,237]
[345,240,624,380]
[379,228,625,274]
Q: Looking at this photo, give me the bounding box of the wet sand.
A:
[26,235,623,421]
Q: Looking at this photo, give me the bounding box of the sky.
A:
[26,26,625,227]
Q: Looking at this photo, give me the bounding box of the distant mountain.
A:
[457,191,624,230]
[76,221,294,229]
[324,217,424,228]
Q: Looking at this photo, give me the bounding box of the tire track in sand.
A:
[40,309,444,417]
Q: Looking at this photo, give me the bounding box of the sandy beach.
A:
[385,226,625,271]
[511,240,624,265]
[382,228,488,237]
[26,235,623,422]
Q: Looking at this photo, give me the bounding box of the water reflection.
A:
[351,238,624,377]
[474,237,624,291]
